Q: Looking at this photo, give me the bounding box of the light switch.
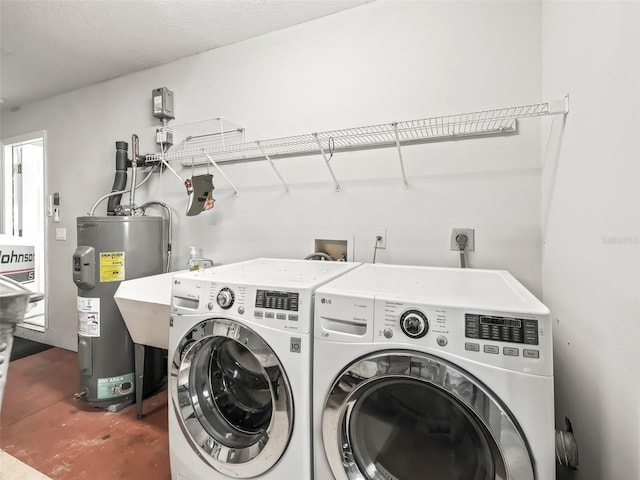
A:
[55,228,67,241]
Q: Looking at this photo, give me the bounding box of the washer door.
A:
[322,351,534,480]
[170,318,293,478]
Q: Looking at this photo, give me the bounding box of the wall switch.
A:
[450,228,475,251]
[55,228,67,241]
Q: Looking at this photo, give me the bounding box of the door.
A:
[322,351,535,480]
[1,133,46,331]
[170,317,293,478]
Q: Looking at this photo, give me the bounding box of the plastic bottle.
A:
[187,246,199,271]
[187,246,214,271]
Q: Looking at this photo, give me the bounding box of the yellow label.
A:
[99,251,125,282]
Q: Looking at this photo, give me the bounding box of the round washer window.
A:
[190,337,274,447]
[322,351,534,480]
[349,378,495,480]
[170,318,293,477]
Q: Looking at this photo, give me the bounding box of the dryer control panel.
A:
[465,314,539,345]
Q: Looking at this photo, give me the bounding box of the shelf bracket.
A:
[205,154,239,196]
[313,133,341,192]
[255,141,289,193]
[159,157,187,185]
[392,123,409,188]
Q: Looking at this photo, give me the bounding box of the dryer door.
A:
[322,351,534,480]
[170,317,293,478]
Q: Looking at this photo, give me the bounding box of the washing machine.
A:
[313,263,554,480]
[168,258,360,480]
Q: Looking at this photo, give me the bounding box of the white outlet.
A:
[450,228,475,251]
[375,228,387,249]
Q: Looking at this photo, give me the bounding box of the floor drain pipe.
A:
[556,417,579,470]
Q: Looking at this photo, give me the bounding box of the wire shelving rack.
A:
[146,97,569,193]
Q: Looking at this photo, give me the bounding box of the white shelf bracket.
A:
[256,141,289,193]
[392,123,409,188]
[548,94,570,116]
[159,155,187,185]
[205,154,239,196]
[313,133,341,192]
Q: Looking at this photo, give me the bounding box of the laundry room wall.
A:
[1,1,544,350]
[542,2,640,480]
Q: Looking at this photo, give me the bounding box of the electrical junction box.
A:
[152,87,175,120]
[156,129,174,147]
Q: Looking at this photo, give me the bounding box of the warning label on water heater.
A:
[78,297,100,337]
[99,251,125,282]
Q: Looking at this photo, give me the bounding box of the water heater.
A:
[73,216,164,410]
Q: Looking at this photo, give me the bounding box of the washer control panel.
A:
[255,289,299,312]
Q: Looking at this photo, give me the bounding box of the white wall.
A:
[542,2,640,479]
[1,0,544,351]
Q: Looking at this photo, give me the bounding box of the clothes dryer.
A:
[168,258,359,480]
[313,263,554,480]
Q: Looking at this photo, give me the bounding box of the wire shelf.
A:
[157,117,245,154]
[146,98,568,167]
[145,97,569,193]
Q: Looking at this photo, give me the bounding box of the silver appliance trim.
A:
[170,317,293,478]
[322,350,534,480]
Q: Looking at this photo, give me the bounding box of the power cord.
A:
[456,233,468,268]
[372,235,383,263]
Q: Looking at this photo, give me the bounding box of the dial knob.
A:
[216,287,235,309]
[400,310,429,338]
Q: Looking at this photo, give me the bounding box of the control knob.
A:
[217,287,235,309]
[400,310,429,338]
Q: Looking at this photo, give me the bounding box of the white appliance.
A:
[313,263,555,480]
[168,258,360,480]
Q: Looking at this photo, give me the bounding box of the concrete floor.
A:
[0,348,170,479]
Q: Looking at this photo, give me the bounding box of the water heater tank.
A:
[73,216,165,410]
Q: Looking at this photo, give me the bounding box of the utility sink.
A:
[114,271,182,349]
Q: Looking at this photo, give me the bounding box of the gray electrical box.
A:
[72,246,95,290]
[152,87,174,120]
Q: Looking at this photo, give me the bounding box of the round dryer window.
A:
[170,318,293,478]
[322,351,535,480]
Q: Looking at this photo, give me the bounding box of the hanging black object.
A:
[185,174,215,217]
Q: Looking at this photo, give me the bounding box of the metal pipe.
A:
[88,166,155,216]
[73,389,87,400]
[107,141,129,215]
[138,201,173,273]
[129,134,139,209]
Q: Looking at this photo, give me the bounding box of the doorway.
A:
[1,132,46,332]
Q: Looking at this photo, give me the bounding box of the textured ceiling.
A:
[0,0,373,111]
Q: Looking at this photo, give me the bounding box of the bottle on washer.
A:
[187,246,214,271]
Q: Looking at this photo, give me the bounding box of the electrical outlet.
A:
[450,228,475,251]
[375,228,387,249]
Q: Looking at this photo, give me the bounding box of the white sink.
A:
[114,271,182,349]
